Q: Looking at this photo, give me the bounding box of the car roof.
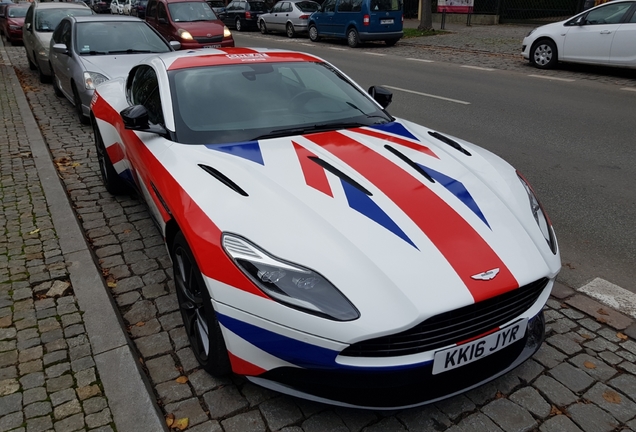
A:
[160,47,321,71]
[32,2,92,9]
[71,15,143,22]
[163,0,207,4]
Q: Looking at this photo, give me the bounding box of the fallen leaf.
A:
[29,228,40,235]
[175,376,189,384]
[136,321,145,327]
[596,317,608,324]
[583,361,596,369]
[549,405,562,416]
[172,418,189,431]
[107,281,117,288]
[580,333,592,339]
[123,229,132,234]
[602,390,621,404]
[165,413,175,428]
[71,162,81,168]
[617,332,628,341]
[597,308,609,316]
[495,391,504,399]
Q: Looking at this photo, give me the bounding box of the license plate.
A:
[432,319,527,375]
[381,18,394,25]
[202,44,221,49]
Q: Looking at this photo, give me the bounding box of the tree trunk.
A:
[418,0,433,31]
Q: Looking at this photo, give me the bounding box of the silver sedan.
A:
[258,0,320,38]
[49,15,178,124]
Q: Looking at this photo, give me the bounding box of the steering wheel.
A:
[290,90,323,109]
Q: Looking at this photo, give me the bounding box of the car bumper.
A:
[358,30,403,42]
[180,39,234,49]
[7,29,23,42]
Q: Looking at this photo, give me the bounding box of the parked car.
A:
[110,0,125,14]
[91,0,112,14]
[23,1,93,83]
[308,0,403,47]
[90,47,560,409]
[522,0,636,69]
[0,2,10,36]
[130,0,148,17]
[258,0,319,37]
[145,0,233,49]
[206,0,226,15]
[123,0,134,14]
[0,4,29,45]
[49,15,176,125]
[219,0,268,31]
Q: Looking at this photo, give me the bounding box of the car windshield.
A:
[35,8,92,32]
[369,0,401,11]
[296,1,319,12]
[170,61,392,145]
[168,2,217,22]
[76,21,172,55]
[8,7,29,18]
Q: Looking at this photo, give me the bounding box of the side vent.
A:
[308,156,372,196]
[428,131,472,156]
[384,145,435,183]
[198,164,248,197]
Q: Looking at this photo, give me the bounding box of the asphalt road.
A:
[234,32,636,293]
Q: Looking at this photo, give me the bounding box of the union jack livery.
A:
[90,47,560,409]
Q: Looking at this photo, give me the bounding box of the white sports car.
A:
[90,47,560,409]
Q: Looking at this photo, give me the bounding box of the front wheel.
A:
[259,20,268,34]
[286,22,295,38]
[235,17,243,31]
[172,231,231,376]
[347,27,359,48]
[308,24,320,42]
[530,39,557,69]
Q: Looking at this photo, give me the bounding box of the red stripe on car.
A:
[293,142,333,197]
[351,128,439,159]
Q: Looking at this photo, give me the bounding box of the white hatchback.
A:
[522,0,636,69]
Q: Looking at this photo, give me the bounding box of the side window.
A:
[283,2,292,12]
[630,10,636,23]
[271,3,281,12]
[352,0,362,12]
[158,3,167,20]
[322,0,336,12]
[52,19,66,43]
[25,6,33,28]
[146,0,157,18]
[227,1,235,10]
[60,21,72,47]
[130,66,164,125]
[585,2,633,25]
[337,0,352,12]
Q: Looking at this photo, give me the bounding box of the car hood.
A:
[7,17,25,26]
[78,53,159,79]
[148,120,560,339]
[173,20,225,36]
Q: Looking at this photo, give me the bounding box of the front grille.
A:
[194,36,223,43]
[341,278,549,357]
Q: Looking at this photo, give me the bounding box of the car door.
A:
[23,5,35,63]
[562,1,634,65]
[50,19,73,97]
[313,0,335,35]
[610,6,636,66]
[266,2,283,30]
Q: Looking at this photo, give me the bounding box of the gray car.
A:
[23,2,93,83]
[49,15,179,124]
[258,0,320,37]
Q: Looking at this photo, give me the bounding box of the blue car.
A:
[308,0,402,47]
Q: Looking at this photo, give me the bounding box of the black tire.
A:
[172,231,231,376]
[286,22,295,38]
[259,20,267,34]
[235,17,242,31]
[94,121,127,195]
[347,27,359,48]
[308,24,319,42]
[51,63,63,97]
[385,38,399,46]
[530,39,557,69]
[72,84,90,125]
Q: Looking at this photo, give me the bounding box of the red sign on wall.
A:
[437,0,474,13]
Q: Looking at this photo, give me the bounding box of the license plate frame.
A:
[381,18,394,25]
[202,44,221,49]
[432,319,528,375]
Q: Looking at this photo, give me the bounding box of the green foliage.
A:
[403,28,449,38]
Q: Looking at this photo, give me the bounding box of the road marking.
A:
[407,58,434,63]
[383,85,470,105]
[365,52,386,56]
[300,43,313,47]
[621,87,636,92]
[528,74,575,82]
[330,47,347,51]
[461,65,495,71]
[578,278,636,319]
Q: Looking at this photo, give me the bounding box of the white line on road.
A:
[330,47,347,51]
[383,85,471,105]
[578,278,636,319]
[528,74,576,82]
[621,87,636,92]
[300,43,313,47]
[365,52,386,56]
[461,65,495,71]
[406,58,434,63]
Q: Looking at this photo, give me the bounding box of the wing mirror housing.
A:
[368,85,392,109]
[52,43,69,55]
[121,105,166,135]
[169,40,181,50]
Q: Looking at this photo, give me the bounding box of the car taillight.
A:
[299,14,309,19]
[245,11,251,18]
[363,14,369,25]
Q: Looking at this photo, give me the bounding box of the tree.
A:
[418,0,433,31]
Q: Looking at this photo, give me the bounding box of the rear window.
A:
[296,1,319,12]
[35,8,92,32]
[8,7,29,18]
[369,0,401,11]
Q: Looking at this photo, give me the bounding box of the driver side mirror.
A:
[121,105,166,135]
[52,43,69,55]
[368,86,392,109]
[25,22,32,32]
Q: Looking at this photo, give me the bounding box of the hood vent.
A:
[384,145,435,183]
[198,164,248,197]
[308,156,372,196]
[428,131,472,156]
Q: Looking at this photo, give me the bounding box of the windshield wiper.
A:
[84,50,109,55]
[254,122,366,140]
[105,49,155,54]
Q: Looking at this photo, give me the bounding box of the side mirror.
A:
[158,17,168,24]
[121,105,167,135]
[52,43,69,55]
[368,85,392,109]
[169,40,181,50]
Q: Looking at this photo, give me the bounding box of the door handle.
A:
[600,30,611,34]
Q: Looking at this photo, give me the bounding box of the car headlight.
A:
[222,234,360,321]
[83,71,109,90]
[526,28,537,37]
[517,171,557,254]
[178,28,193,40]
[223,26,232,38]
[37,47,48,57]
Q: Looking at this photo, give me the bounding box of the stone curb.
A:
[0,42,168,432]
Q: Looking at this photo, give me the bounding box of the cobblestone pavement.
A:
[3,25,636,432]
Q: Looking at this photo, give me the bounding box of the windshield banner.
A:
[437,0,474,14]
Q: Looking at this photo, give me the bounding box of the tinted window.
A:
[369,0,400,11]
[322,0,335,12]
[296,1,319,12]
[7,7,29,18]
[75,21,171,54]
[247,1,267,11]
[35,8,92,32]
[271,2,282,12]
[130,66,164,125]
[584,1,632,24]
[146,0,157,17]
[168,2,216,22]
[158,2,167,19]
